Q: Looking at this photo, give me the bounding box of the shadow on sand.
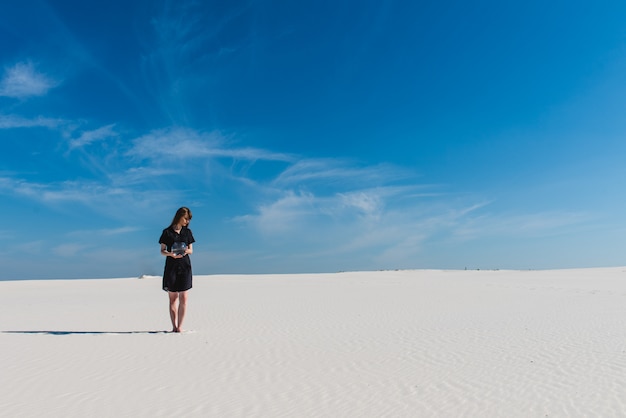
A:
[2,330,169,335]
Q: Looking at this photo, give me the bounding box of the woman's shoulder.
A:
[182,226,195,241]
[160,226,175,238]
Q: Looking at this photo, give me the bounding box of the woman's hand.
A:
[161,243,187,258]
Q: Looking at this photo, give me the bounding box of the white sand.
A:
[2,268,626,417]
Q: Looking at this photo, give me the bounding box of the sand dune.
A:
[2,268,626,417]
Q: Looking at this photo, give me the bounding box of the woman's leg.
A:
[177,291,189,332]
[168,292,179,332]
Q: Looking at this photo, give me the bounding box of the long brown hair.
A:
[171,207,192,227]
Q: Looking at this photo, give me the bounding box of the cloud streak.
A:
[0,114,65,129]
[0,62,57,99]
[69,124,118,149]
[127,127,295,162]
[272,158,413,188]
[67,226,140,238]
[451,210,590,241]
[0,175,174,221]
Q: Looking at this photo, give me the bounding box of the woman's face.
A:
[180,216,190,227]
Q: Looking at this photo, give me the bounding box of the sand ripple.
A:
[2,269,626,417]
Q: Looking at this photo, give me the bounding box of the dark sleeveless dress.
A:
[159,226,196,292]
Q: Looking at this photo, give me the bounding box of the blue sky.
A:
[1,0,626,279]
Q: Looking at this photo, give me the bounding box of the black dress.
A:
[159,226,196,292]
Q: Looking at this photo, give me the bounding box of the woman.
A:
[159,207,196,333]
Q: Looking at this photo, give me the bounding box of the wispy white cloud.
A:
[272,158,412,187]
[0,175,174,221]
[149,2,250,65]
[16,240,45,255]
[234,173,592,270]
[127,127,219,159]
[69,124,118,149]
[231,185,441,271]
[100,226,140,236]
[238,190,320,235]
[53,243,84,257]
[11,179,117,203]
[214,146,295,162]
[67,226,140,238]
[111,166,180,185]
[451,210,590,241]
[0,114,65,129]
[232,152,438,249]
[140,2,255,124]
[360,202,491,264]
[0,62,58,98]
[338,190,383,220]
[127,127,294,162]
[237,185,428,238]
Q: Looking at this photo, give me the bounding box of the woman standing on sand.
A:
[159,207,196,333]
